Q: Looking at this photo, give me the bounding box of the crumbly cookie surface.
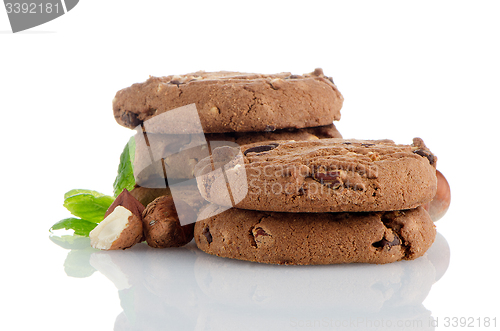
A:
[194,205,436,265]
[113,69,343,133]
[195,138,437,212]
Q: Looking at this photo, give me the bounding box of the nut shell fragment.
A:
[105,188,146,219]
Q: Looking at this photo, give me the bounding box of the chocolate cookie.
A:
[195,138,437,213]
[134,123,342,182]
[113,69,343,133]
[205,122,342,146]
[194,205,436,265]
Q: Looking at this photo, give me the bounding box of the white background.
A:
[1,1,499,330]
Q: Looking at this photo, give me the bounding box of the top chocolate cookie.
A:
[113,68,343,133]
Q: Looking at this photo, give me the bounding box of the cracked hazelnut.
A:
[90,189,145,250]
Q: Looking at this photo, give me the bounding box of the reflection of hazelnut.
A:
[142,196,195,248]
[423,170,451,222]
[90,189,145,250]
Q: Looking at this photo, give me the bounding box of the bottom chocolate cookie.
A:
[194,206,435,265]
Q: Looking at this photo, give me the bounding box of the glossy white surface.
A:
[2,1,500,330]
[47,233,449,330]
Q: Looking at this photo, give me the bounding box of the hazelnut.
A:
[142,196,196,248]
[90,189,145,250]
[423,169,451,222]
[210,106,220,115]
[252,227,274,246]
[269,78,282,90]
[129,186,172,206]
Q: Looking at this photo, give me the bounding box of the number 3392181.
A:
[443,317,497,328]
[5,3,60,14]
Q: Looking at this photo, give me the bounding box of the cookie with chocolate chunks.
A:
[195,138,437,213]
[134,123,342,182]
[194,205,435,265]
[113,69,343,133]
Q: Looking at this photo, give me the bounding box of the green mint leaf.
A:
[50,217,98,237]
[64,189,112,200]
[63,191,114,223]
[113,136,136,197]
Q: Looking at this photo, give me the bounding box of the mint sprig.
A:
[50,189,115,237]
[50,137,136,238]
[113,136,136,197]
[63,189,115,223]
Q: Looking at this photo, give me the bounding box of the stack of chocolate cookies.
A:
[194,138,438,265]
[113,69,343,135]
[113,69,443,265]
[113,69,343,205]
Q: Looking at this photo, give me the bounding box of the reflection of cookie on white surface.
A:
[193,248,442,331]
[194,301,435,331]
[193,249,435,312]
[191,235,451,331]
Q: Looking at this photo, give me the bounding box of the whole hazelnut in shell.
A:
[130,185,172,206]
[423,169,451,222]
[142,196,195,248]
